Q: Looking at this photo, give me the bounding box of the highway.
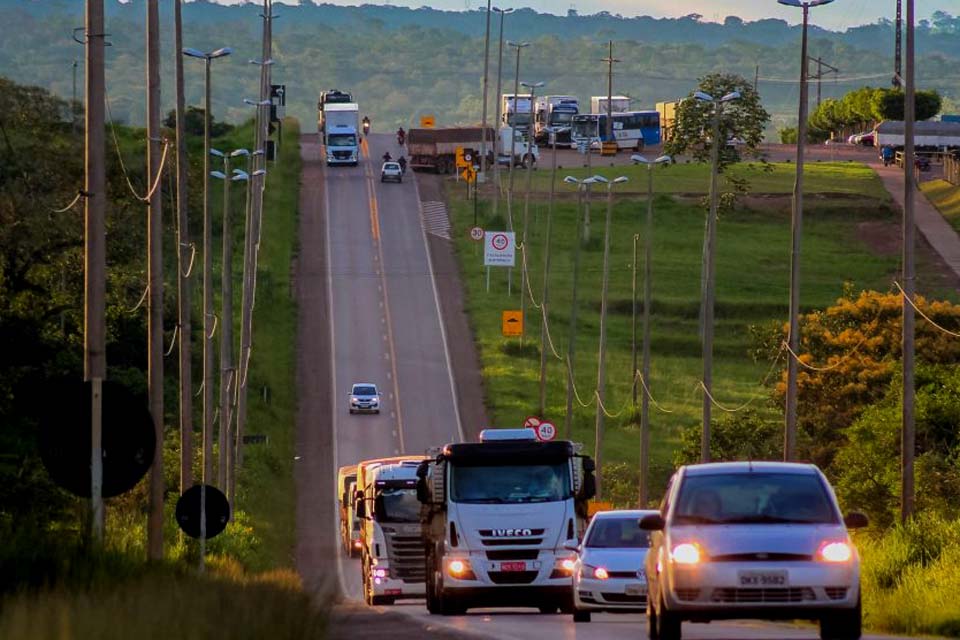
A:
[303,134,916,639]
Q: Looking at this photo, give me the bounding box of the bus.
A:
[571,110,661,151]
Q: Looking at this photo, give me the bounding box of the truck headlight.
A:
[446,558,475,580]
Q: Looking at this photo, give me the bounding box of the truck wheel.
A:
[372,596,395,606]
[573,609,591,623]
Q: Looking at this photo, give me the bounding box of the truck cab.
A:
[356,457,428,605]
[535,96,579,147]
[417,428,596,615]
[323,102,360,166]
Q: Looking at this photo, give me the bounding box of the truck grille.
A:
[385,533,425,583]
[486,550,539,561]
[488,571,539,585]
[711,587,816,603]
[479,529,545,547]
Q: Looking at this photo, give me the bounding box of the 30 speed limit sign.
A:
[469,226,484,241]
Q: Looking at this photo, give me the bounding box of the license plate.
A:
[738,570,788,587]
[500,561,526,572]
[625,583,646,596]
[385,589,402,596]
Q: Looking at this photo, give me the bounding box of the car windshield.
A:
[353,386,376,396]
[374,488,420,523]
[586,518,651,548]
[450,462,570,504]
[383,163,400,171]
[328,133,356,146]
[672,472,838,525]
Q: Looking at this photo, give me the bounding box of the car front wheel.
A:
[655,594,682,640]
[820,596,862,640]
[572,609,591,622]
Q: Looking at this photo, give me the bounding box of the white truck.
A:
[416,429,596,615]
[591,95,631,115]
[337,464,361,557]
[874,120,960,150]
[497,126,540,167]
[355,457,427,605]
[535,96,579,147]
[502,93,534,131]
[323,102,360,166]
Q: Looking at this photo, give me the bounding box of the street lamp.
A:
[479,1,493,181]
[692,89,739,464]
[519,80,544,346]
[562,175,597,440]
[590,173,628,500]
[630,154,670,506]
[777,0,836,463]
[506,40,530,227]
[491,7,514,219]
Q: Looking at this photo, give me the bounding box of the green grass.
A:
[516,160,888,197]
[448,163,920,503]
[921,178,960,232]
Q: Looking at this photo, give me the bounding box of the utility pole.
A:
[520,80,543,346]
[174,0,193,494]
[84,0,107,543]
[563,177,591,440]
[506,41,529,232]
[894,0,903,87]
[901,0,916,523]
[214,152,238,491]
[601,41,619,143]
[202,54,215,498]
[754,64,760,92]
[807,56,839,108]
[479,0,492,180]
[146,0,164,561]
[537,132,558,417]
[72,60,79,136]
[491,8,510,222]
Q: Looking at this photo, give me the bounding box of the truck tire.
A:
[372,596,395,606]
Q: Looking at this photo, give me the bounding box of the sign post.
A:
[484,230,514,294]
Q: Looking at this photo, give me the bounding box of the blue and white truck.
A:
[323,102,360,166]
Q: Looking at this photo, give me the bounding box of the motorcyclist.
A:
[397,127,406,146]
[362,116,371,136]
[880,145,894,167]
[397,156,407,174]
[382,151,392,163]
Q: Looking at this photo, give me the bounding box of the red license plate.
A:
[385,589,402,595]
[501,561,526,572]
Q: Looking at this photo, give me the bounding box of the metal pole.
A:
[701,101,722,464]
[785,5,810,462]
[894,0,903,87]
[564,184,584,440]
[72,60,79,135]
[219,157,234,490]
[605,41,614,142]
[594,183,615,499]
[479,0,492,179]
[520,84,538,346]
[492,10,507,215]
[146,0,164,561]
[507,44,522,230]
[537,134,557,416]
[85,0,107,542]
[639,164,653,507]
[901,0,916,523]
[631,231,638,408]
[583,141,593,242]
[202,56,215,495]
[174,0,193,494]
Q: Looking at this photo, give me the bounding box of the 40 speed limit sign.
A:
[535,421,556,442]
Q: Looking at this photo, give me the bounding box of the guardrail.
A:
[946,155,960,186]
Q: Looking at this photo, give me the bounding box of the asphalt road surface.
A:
[307,134,922,640]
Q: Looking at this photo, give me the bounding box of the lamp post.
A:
[693,89,739,464]
[562,176,597,440]
[506,41,529,230]
[491,7,513,218]
[631,154,671,506]
[519,80,544,346]
[479,1,492,181]
[777,0,836,462]
[537,128,560,417]
[591,173,629,500]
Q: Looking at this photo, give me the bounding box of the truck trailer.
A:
[874,120,960,149]
[590,95,631,115]
[416,429,596,615]
[355,456,428,605]
[534,96,579,147]
[337,464,361,557]
[323,102,360,166]
[317,89,353,134]
[407,127,494,173]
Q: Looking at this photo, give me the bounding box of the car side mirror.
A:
[639,514,665,531]
[844,512,869,529]
[563,540,580,553]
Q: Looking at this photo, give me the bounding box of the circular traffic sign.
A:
[491,233,509,251]
[176,484,231,539]
[464,152,473,163]
[470,226,484,241]
[536,421,557,442]
[523,415,541,429]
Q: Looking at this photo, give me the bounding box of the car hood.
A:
[580,547,649,572]
[669,524,849,558]
[352,394,378,400]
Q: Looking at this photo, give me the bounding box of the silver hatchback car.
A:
[642,462,867,640]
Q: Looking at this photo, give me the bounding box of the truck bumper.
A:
[444,585,570,609]
[372,575,425,600]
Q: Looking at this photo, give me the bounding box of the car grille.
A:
[384,533,425,582]
[710,553,813,562]
[486,550,539,560]
[607,570,641,579]
[675,588,701,601]
[488,571,539,585]
[825,587,848,600]
[579,590,598,604]
[711,587,816,603]
[479,529,545,547]
[601,593,645,604]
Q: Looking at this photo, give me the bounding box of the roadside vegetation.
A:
[0,77,321,636]
[921,178,960,232]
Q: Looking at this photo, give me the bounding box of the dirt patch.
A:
[857,220,901,256]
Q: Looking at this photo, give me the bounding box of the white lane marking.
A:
[421,200,452,240]
[413,177,466,443]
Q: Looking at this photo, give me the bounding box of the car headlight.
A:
[670,543,702,565]
[818,541,853,563]
[582,565,608,580]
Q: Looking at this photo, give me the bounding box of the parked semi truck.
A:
[416,428,596,615]
[407,126,538,173]
[355,456,428,605]
[337,464,361,557]
[502,93,534,130]
[591,95,631,114]
[874,120,960,149]
[323,102,360,166]
[534,96,579,147]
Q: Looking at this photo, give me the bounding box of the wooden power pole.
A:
[901,0,916,523]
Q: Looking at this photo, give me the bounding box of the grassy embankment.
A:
[921,178,960,232]
[0,120,321,638]
[448,160,956,496]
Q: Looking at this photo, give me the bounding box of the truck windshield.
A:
[328,134,356,147]
[374,488,420,523]
[508,113,532,127]
[551,112,575,125]
[450,462,570,504]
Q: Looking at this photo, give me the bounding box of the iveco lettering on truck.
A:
[416,428,596,615]
[355,457,428,605]
[323,101,360,166]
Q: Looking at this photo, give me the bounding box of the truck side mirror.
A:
[639,514,665,531]
[355,497,366,519]
[582,456,596,473]
[416,476,429,504]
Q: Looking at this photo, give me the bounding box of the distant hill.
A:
[2,1,958,133]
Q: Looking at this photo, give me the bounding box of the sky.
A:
[203,0,955,31]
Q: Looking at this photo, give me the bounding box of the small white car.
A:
[642,462,867,640]
[380,161,403,183]
[348,382,380,414]
[569,509,658,622]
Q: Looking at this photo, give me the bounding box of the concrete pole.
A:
[492,10,507,216]
[506,43,524,231]
[520,83,540,346]
[785,5,810,462]
[537,134,557,416]
[479,0,492,179]
[701,101,722,464]
[174,0,194,494]
[901,0,916,523]
[564,184,585,440]
[84,0,107,543]
[202,57,215,492]
[146,0,164,561]
[604,41,614,142]
[218,157,234,490]
[594,183,615,499]
[639,165,653,507]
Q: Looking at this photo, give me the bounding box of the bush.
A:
[673,409,782,467]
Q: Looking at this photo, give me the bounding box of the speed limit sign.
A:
[536,422,556,442]
[464,152,473,163]
[469,226,484,241]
